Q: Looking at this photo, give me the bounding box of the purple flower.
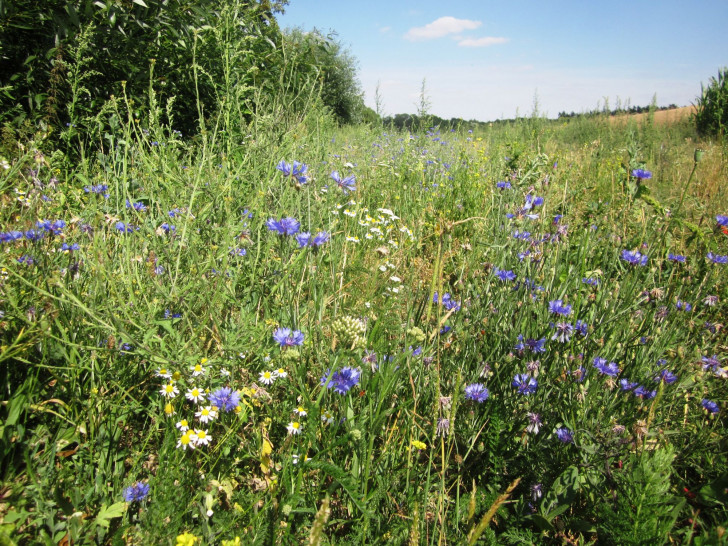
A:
[526,412,542,434]
[496,181,511,190]
[631,169,652,180]
[494,268,517,282]
[593,357,620,377]
[575,320,588,337]
[277,160,309,185]
[60,243,80,252]
[556,427,573,443]
[715,215,728,227]
[582,277,599,286]
[621,250,648,266]
[296,232,312,248]
[311,231,330,247]
[551,322,574,343]
[619,378,638,391]
[123,482,150,503]
[667,253,686,263]
[676,300,692,312]
[114,222,136,234]
[208,387,241,412]
[266,217,300,236]
[706,252,728,264]
[702,399,720,414]
[633,386,656,399]
[548,299,572,316]
[702,355,721,371]
[330,171,356,193]
[464,383,490,403]
[272,328,305,347]
[512,374,538,395]
[321,366,361,395]
[654,369,677,384]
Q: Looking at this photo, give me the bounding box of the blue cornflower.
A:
[312,231,330,246]
[24,229,45,241]
[464,383,490,403]
[716,215,728,227]
[702,355,721,371]
[512,374,538,395]
[296,232,312,248]
[706,252,728,264]
[633,386,656,400]
[496,180,512,190]
[321,366,361,395]
[439,326,451,335]
[17,255,34,265]
[115,222,136,234]
[84,184,109,197]
[551,322,574,343]
[330,171,356,193]
[582,277,599,286]
[631,169,652,180]
[676,300,692,312]
[619,378,638,391]
[0,231,24,243]
[163,309,182,319]
[60,243,80,252]
[512,230,531,240]
[277,160,309,185]
[593,357,620,377]
[160,223,175,234]
[702,399,720,414]
[266,217,300,236]
[435,292,461,311]
[548,299,572,316]
[494,267,517,282]
[553,214,563,224]
[621,249,648,266]
[123,482,150,503]
[575,320,588,337]
[273,328,305,347]
[37,219,66,235]
[667,253,686,263]
[654,369,677,384]
[556,427,574,443]
[208,387,241,412]
[125,200,147,212]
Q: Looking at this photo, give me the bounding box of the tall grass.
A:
[1,95,727,544]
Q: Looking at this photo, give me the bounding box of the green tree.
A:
[282,28,365,125]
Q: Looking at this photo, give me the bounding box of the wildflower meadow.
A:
[2,100,727,545]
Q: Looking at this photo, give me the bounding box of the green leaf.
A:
[94,502,126,528]
[132,0,148,6]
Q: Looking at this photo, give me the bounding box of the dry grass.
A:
[609,105,696,126]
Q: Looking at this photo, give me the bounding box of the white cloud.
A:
[458,36,509,47]
[404,16,481,41]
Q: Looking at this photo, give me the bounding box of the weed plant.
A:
[1,96,727,545]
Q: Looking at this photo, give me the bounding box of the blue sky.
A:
[276,0,728,121]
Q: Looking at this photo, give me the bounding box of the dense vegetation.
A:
[1,3,728,544]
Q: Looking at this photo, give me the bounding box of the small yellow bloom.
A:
[175,532,198,546]
[410,440,426,451]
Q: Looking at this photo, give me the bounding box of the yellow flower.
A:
[410,440,426,451]
[175,532,198,546]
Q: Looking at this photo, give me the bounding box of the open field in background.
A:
[1,107,728,544]
[609,106,697,126]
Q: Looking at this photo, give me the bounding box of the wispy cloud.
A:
[404,16,481,41]
[379,26,391,33]
[458,36,508,47]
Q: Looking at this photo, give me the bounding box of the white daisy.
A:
[259,370,277,385]
[185,387,206,404]
[195,406,218,424]
[287,421,303,435]
[160,383,179,398]
[192,429,211,447]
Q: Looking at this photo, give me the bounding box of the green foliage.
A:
[282,28,366,125]
[596,447,685,545]
[695,67,728,137]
